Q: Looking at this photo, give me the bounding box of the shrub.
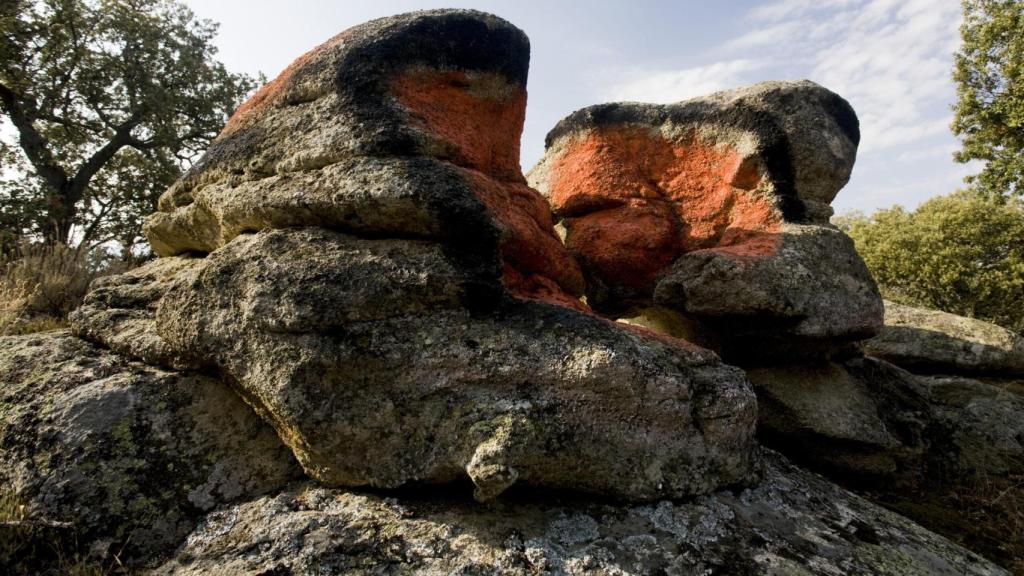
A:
[837,190,1024,334]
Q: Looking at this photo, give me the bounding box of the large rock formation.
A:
[528,81,883,361]
[526,75,1024,571]
[70,9,759,503]
[0,8,1015,575]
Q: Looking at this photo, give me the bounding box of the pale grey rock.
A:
[153,452,1006,576]
[863,300,1024,376]
[0,331,300,564]
[746,357,928,481]
[151,228,760,501]
[654,223,883,361]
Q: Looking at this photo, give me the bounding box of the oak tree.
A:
[0,0,257,250]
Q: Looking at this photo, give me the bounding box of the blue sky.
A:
[182,0,970,215]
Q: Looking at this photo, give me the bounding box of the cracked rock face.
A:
[71,9,760,502]
[528,81,882,361]
[0,331,300,564]
[153,452,1005,576]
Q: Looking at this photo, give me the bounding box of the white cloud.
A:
[602,0,961,155]
[596,0,965,211]
[749,0,860,23]
[605,59,763,104]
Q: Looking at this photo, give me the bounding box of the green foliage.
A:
[952,0,1024,198]
[840,190,1024,333]
[0,0,257,250]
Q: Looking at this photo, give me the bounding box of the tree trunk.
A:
[44,182,81,246]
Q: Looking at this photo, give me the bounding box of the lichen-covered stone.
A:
[70,256,201,370]
[143,9,583,307]
[746,357,929,482]
[918,374,1024,478]
[527,81,881,356]
[0,331,300,564]
[654,223,883,361]
[864,300,1024,376]
[149,228,759,501]
[70,9,762,503]
[152,452,1006,576]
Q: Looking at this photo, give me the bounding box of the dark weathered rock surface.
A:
[528,81,881,358]
[0,331,300,563]
[864,300,1024,376]
[153,452,1005,576]
[746,357,929,482]
[917,374,1024,478]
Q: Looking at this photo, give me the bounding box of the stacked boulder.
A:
[528,84,1024,497]
[529,84,925,481]
[72,9,759,503]
[864,300,1024,479]
[0,9,1013,574]
[528,82,882,361]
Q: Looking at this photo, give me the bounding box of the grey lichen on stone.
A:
[864,300,1024,376]
[151,451,1007,576]
[0,331,300,563]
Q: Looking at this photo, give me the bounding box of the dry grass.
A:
[872,474,1024,574]
[0,489,122,575]
[0,243,116,336]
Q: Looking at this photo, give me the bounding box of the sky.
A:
[181,0,970,215]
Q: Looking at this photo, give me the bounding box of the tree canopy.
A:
[838,190,1024,333]
[0,0,257,251]
[952,0,1024,198]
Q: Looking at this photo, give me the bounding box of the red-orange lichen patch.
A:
[391,69,527,182]
[460,168,585,305]
[388,66,585,309]
[547,125,784,298]
[221,30,352,138]
[565,201,680,293]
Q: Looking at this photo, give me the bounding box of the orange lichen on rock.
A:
[460,169,586,305]
[547,125,784,299]
[389,67,584,307]
[391,69,527,182]
[221,30,351,138]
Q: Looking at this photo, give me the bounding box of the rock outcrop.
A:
[0,8,1016,575]
[0,331,300,564]
[865,300,1024,376]
[153,452,1002,576]
[528,81,882,361]
[70,9,759,503]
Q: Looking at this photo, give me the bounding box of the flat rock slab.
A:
[153,451,1006,576]
[864,300,1024,376]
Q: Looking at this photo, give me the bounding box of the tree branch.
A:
[0,82,69,194]
[69,116,141,196]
